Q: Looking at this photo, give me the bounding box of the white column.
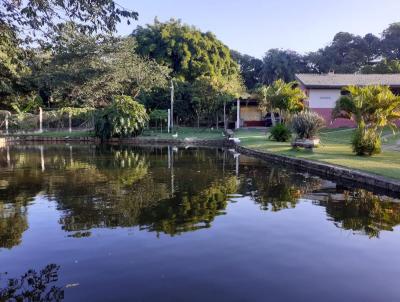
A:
[236,99,240,129]
[39,107,43,133]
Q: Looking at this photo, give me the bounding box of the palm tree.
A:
[255,79,305,126]
[332,85,400,155]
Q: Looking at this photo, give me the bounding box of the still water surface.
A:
[1,144,400,301]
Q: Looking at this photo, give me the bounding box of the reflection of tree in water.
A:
[0,163,41,248]
[0,264,64,301]
[137,176,238,235]
[242,166,322,212]
[0,202,28,249]
[318,190,400,238]
[38,145,237,236]
[52,146,165,232]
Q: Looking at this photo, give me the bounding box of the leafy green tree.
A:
[381,22,400,60]
[361,59,400,74]
[149,109,168,131]
[256,79,305,125]
[308,32,375,73]
[191,75,243,127]
[94,95,149,140]
[1,0,138,43]
[333,85,400,155]
[0,24,32,109]
[231,50,263,90]
[260,49,310,84]
[133,19,240,82]
[32,24,169,107]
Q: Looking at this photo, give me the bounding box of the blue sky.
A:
[116,0,400,58]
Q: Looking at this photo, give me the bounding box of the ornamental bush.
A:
[290,111,325,139]
[269,123,291,142]
[352,128,381,156]
[95,95,149,141]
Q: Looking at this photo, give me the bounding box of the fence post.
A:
[39,107,43,133]
[69,112,72,133]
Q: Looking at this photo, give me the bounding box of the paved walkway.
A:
[382,133,400,151]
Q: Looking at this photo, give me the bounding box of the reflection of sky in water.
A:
[1,144,400,302]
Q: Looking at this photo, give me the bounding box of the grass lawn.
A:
[141,127,225,140]
[235,127,400,180]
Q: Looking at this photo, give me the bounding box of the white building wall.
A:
[308,89,341,109]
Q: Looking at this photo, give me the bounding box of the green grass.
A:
[141,127,225,140]
[235,128,400,180]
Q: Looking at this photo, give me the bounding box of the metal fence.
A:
[0,108,95,135]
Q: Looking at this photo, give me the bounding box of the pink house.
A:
[295,73,400,128]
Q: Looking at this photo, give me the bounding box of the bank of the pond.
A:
[3,126,400,193]
[235,144,400,194]
[233,128,400,193]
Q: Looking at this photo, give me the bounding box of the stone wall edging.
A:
[2,135,229,147]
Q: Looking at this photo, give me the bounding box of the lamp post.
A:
[170,79,174,132]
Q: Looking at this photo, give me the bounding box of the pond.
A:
[1,144,400,302]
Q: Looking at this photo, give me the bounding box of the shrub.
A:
[290,111,325,139]
[269,123,291,142]
[95,95,149,141]
[352,128,381,156]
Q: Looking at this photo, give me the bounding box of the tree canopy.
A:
[1,0,138,43]
[30,24,169,108]
[231,50,263,90]
[132,19,240,82]
[260,49,311,84]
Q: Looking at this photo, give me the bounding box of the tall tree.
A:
[381,22,400,60]
[308,32,375,73]
[32,24,169,107]
[132,19,240,82]
[260,49,310,85]
[231,50,263,90]
[361,59,400,74]
[0,24,32,109]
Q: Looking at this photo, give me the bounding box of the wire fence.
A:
[0,108,96,135]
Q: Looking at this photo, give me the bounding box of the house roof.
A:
[295,73,400,89]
